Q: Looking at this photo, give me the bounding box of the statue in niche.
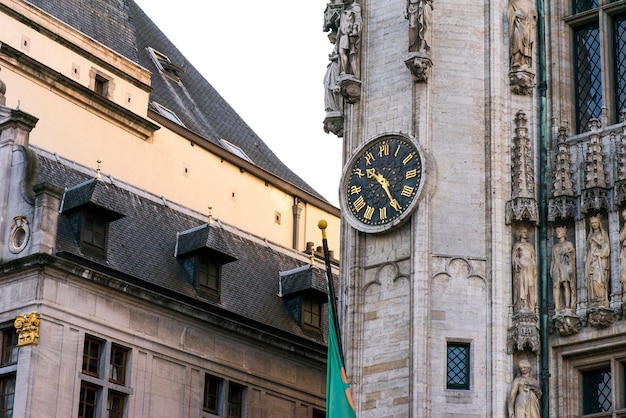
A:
[508,359,542,418]
[585,215,610,307]
[550,226,577,313]
[507,0,537,70]
[404,0,433,54]
[512,227,537,312]
[619,208,626,294]
[338,0,362,78]
[324,32,343,114]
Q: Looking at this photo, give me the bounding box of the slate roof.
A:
[24,0,327,202]
[37,152,331,345]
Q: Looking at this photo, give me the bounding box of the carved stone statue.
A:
[338,0,362,78]
[324,32,343,114]
[508,359,541,418]
[620,208,626,294]
[585,215,610,307]
[507,0,537,70]
[512,227,537,312]
[404,0,433,54]
[551,226,577,313]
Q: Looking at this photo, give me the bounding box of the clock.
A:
[340,134,424,233]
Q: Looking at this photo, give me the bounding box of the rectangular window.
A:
[0,375,15,418]
[203,375,222,414]
[302,299,322,332]
[574,23,602,133]
[614,13,626,116]
[312,410,325,418]
[109,345,128,385]
[583,367,612,414]
[107,391,125,418]
[446,342,470,390]
[1,328,18,367]
[196,254,220,298]
[82,336,103,377]
[227,383,244,418]
[78,383,99,418]
[81,212,108,256]
[94,74,109,98]
[570,1,626,133]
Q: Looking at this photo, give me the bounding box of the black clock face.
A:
[342,135,424,232]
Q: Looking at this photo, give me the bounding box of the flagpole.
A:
[318,219,344,361]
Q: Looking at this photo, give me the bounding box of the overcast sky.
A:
[133,0,343,206]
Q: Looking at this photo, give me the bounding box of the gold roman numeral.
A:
[379,206,387,220]
[378,144,389,157]
[350,185,362,195]
[403,153,414,165]
[364,206,375,220]
[401,185,415,197]
[353,196,366,211]
[364,152,375,165]
[406,169,418,179]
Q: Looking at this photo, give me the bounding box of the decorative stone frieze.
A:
[552,313,582,337]
[548,196,577,222]
[507,312,540,354]
[14,312,40,346]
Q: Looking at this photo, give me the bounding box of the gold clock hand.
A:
[369,168,402,211]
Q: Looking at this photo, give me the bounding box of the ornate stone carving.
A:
[323,29,344,137]
[507,111,538,224]
[615,121,626,206]
[508,0,537,95]
[551,226,577,313]
[587,306,615,328]
[620,209,626,295]
[324,112,344,137]
[553,313,583,337]
[507,312,539,353]
[507,360,542,418]
[506,197,539,224]
[9,215,30,254]
[512,227,537,313]
[582,119,610,213]
[549,127,577,220]
[404,0,433,82]
[14,312,40,346]
[337,0,361,79]
[548,196,577,222]
[585,214,610,307]
[338,75,361,104]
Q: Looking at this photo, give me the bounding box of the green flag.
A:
[326,297,356,418]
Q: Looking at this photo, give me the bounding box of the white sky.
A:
[134,0,343,207]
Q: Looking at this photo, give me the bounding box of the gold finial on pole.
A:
[96,160,101,179]
[207,206,213,225]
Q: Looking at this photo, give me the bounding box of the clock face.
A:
[340,134,424,233]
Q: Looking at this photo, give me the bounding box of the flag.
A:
[325,291,356,418]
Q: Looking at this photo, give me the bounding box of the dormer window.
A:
[80,211,108,257]
[147,47,184,82]
[196,253,221,298]
[60,178,125,260]
[279,265,328,335]
[89,68,114,99]
[175,223,238,300]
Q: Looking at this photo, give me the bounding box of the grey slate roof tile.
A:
[37,154,329,344]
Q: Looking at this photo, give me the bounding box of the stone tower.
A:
[324,0,541,416]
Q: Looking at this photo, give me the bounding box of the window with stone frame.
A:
[566,0,626,133]
[202,373,246,418]
[559,347,626,416]
[446,342,470,390]
[0,374,16,418]
[79,334,131,418]
[1,327,18,367]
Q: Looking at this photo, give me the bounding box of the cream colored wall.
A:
[0,3,340,253]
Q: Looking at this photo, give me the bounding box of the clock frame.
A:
[340,134,425,233]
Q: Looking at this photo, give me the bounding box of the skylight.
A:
[219,139,253,163]
[147,47,184,81]
[151,101,185,127]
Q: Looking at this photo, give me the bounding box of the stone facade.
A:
[330,0,626,416]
